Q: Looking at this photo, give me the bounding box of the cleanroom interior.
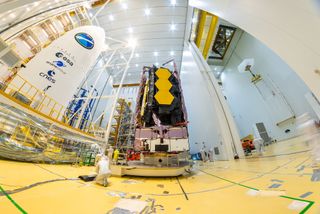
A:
[0,0,320,213]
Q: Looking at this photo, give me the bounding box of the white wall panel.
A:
[190,0,320,101]
[181,43,244,160]
[220,33,317,141]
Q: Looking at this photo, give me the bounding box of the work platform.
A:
[111,161,192,177]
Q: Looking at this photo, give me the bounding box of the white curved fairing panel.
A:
[10,26,105,106]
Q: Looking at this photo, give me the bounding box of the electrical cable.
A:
[176,177,189,200]
[0,178,78,196]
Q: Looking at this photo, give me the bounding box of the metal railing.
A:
[1,74,105,136]
[3,74,65,121]
[0,17,93,132]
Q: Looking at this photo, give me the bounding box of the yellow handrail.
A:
[4,74,65,121]
[0,18,97,136]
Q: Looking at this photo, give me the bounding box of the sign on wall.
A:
[10,26,105,107]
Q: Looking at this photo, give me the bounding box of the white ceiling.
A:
[95,0,188,83]
[0,0,92,35]
[0,0,189,84]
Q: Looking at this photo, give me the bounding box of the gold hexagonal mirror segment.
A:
[155,68,172,79]
[154,91,174,105]
[155,79,172,90]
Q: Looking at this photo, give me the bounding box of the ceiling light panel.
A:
[109,14,114,21]
[144,8,151,16]
[170,23,176,31]
[94,0,188,83]
[121,3,128,10]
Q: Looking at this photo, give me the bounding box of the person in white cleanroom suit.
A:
[296,113,320,167]
[209,147,214,162]
[253,137,264,155]
[106,146,114,167]
[95,156,111,186]
[200,145,207,162]
[94,153,102,166]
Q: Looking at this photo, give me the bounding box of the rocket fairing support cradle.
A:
[133,65,189,155]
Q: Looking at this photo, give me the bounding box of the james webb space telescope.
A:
[134,64,189,165]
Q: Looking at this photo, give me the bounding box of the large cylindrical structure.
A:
[10,26,105,107]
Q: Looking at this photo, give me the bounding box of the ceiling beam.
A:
[0,0,35,14]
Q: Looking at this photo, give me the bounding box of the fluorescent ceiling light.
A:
[144,8,151,16]
[103,44,109,51]
[121,3,128,10]
[170,51,175,56]
[135,64,139,67]
[135,53,140,57]
[109,14,114,21]
[127,38,137,47]
[171,0,177,6]
[153,52,159,56]
[155,62,159,66]
[128,27,133,33]
[170,24,176,31]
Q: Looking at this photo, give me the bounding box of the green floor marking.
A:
[199,169,315,213]
[0,185,27,214]
[280,195,314,214]
[199,169,258,191]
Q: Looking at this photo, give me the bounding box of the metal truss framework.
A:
[65,0,135,142]
[65,36,136,138]
[0,0,136,145]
